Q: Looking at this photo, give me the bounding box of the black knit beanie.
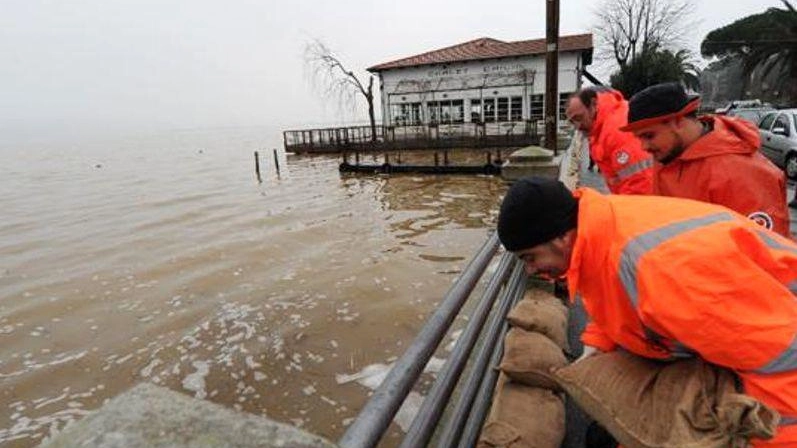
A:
[497,177,578,251]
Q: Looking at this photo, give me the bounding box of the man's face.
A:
[632,121,684,164]
[566,97,595,132]
[515,236,572,279]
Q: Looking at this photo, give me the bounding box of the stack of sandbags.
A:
[552,351,781,448]
[506,289,569,352]
[477,290,569,448]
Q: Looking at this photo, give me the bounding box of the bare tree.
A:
[594,0,696,70]
[304,39,377,141]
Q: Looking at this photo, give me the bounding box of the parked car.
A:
[727,106,776,125]
[715,99,768,115]
[758,109,797,179]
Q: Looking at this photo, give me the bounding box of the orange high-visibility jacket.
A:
[654,115,790,237]
[568,188,797,447]
[589,90,654,195]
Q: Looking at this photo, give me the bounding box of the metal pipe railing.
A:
[338,232,500,448]
[456,263,526,448]
[435,261,526,448]
[398,251,515,448]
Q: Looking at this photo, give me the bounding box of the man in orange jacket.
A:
[623,82,790,237]
[497,177,797,447]
[565,87,653,195]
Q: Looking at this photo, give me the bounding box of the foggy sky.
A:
[0,0,778,143]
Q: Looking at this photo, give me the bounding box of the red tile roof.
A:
[368,33,593,72]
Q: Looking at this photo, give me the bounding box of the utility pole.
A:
[544,0,560,155]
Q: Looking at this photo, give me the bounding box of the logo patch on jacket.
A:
[748,211,774,230]
[615,150,630,165]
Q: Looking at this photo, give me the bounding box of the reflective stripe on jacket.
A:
[568,188,797,447]
[589,90,654,195]
[654,115,790,238]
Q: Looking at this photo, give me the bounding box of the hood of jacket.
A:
[590,89,629,142]
[678,115,761,161]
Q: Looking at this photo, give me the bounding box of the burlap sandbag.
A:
[498,328,567,390]
[553,351,780,448]
[477,374,566,448]
[506,292,568,350]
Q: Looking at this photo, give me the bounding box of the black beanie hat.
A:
[621,82,701,132]
[497,177,578,251]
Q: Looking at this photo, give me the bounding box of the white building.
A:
[368,34,593,129]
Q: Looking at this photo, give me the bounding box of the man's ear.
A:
[557,229,577,249]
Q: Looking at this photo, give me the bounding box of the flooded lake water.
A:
[0,127,509,447]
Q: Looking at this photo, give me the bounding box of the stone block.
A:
[39,383,337,448]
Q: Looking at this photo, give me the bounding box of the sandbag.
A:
[506,293,568,350]
[477,374,566,448]
[498,328,567,390]
[552,351,780,448]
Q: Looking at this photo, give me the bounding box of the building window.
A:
[510,96,523,121]
[451,100,464,123]
[427,100,464,124]
[410,103,421,125]
[483,98,496,123]
[470,99,482,123]
[497,97,509,122]
[390,104,405,126]
[529,94,544,123]
[559,92,574,125]
[390,102,422,126]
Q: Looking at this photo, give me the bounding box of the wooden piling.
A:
[273,149,281,178]
[254,151,262,183]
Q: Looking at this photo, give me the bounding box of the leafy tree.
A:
[701,1,797,94]
[610,48,701,97]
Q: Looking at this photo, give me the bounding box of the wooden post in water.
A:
[443,149,449,166]
[434,152,439,166]
[254,151,262,183]
[273,149,281,178]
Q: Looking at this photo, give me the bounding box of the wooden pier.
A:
[338,148,505,175]
[284,121,541,154]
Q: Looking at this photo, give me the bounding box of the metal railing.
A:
[338,233,526,448]
[283,121,541,154]
[338,130,586,448]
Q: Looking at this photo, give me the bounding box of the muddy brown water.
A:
[0,128,509,447]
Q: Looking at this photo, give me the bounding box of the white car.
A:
[758,109,797,179]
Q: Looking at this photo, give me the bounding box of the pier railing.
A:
[283,121,541,154]
[338,233,526,448]
[337,131,587,448]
